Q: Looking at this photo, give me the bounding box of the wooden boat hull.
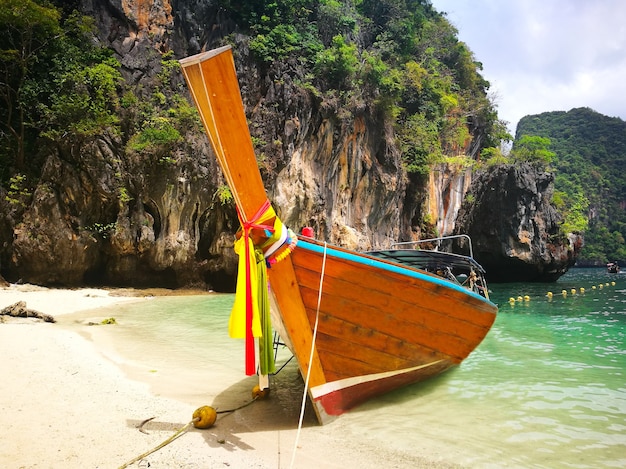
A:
[280,239,496,421]
[178,45,498,425]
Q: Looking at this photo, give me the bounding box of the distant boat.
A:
[607,262,620,274]
[179,46,498,424]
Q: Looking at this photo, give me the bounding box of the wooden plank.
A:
[180,47,264,217]
[292,245,496,323]
[303,294,472,362]
[297,272,491,344]
[292,249,494,333]
[267,256,327,388]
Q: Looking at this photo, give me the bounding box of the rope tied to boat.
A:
[290,241,327,469]
[231,199,297,375]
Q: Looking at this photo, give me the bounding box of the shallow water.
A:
[65,268,626,468]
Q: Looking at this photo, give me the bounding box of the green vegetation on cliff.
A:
[516,108,626,264]
[201,0,508,173]
[0,0,502,175]
[1,0,508,210]
[0,0,199,201]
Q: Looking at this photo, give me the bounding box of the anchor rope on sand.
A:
[118,396,261,469]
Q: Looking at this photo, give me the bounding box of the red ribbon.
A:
[238,200,275,375]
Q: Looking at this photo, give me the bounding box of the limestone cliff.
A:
[453,164,582,282]
[0,0,576,289]
[1,0,407,289]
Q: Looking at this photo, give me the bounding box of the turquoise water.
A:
[70,268,626,468]
[340,268,626,468]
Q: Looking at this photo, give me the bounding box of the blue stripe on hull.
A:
[297,240,493,305]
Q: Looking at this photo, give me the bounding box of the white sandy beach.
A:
[0,284,462,469]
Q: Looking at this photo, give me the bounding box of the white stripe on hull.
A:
[310,359,445,399]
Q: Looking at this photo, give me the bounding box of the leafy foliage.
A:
[128,117,182,155]
[0,0,123,177]
[0,0,63,172]
[4,173,32,207]
[314,35,359,89]
[397,113,442,174]
[39,56,123,142]
[510,135,555,166]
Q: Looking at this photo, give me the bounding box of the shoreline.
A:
[0,284,462,468]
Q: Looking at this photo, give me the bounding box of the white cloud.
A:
[430,0,626,133]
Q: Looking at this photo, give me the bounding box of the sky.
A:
[429,0,626,135]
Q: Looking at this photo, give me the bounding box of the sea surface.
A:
[68,268,625,468]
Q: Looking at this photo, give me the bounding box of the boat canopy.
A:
[366,249,486,275]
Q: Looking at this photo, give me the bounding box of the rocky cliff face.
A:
[0,0,407,289]
[453,163,582,282]
[0,0,576,289]
[427,164,472,236]
[1,0,241,289]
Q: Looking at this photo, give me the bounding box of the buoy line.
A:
[507,281,618,306]
[117,395,263,468]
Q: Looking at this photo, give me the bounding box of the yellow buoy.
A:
[580,287,585,293]
[605,283,609,286]
[571,288,577,295]
[252,385,270,399]
[509,297,516,303]
[546,291,553,297]
[517,296,523,302]
[561,289,567,296]
[192,405,217,429]
[592,285,596,290]
[611,281,615,286]
[599,284,603,289]
[524,295,530,302]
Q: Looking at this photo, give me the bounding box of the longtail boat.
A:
[179,45,498,424]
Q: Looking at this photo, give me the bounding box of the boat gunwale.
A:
[296,238,497,307]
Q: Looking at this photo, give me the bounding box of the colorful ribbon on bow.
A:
[229,200,297,376]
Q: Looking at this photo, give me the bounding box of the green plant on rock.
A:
[85,222,117,239]
[158,155,177,165]
[250,23,303,63]
[314,35,358,90]
[118,187,132,204]
[5,174,32,207]
[482,147,509,167]
[510,135,555,167]
[397,113,442,175]
[442,155,475,170]
[215,185,233,205]
[251,135,267,148]
[127,116,182,158]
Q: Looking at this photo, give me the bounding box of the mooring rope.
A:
[118,397,259,468]
[289,242,328,469]
[117,418,199,469]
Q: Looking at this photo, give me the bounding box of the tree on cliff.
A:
[0,0,121,180]
[511,135,555,166]
[0,0,61,172]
